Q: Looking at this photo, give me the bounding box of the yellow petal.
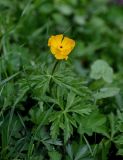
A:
[50,46,60,55]
[48,34,75,60]
[48,34,63,48]
[62,37,75,50]
[62,48,73,56]
[50,46,65,59]
[55,52,68,60]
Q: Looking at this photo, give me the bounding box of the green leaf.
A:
[48,150,62,160]
[94,87,120,100]
[66,144,73,159]
[56,4,73,16]
[64,114,73,143]
[49,89,93,142]
[0,72,19,86]
[66,92,93,116]
[29,103,44,124]
[69,105,92,116]
[90,60,113,83]
[50,112,62,139]
[114,134,123,145]
[75,145,88,160]
[117,149,123,156]
[78,112,108,137]
[96,139,111,160]
[108,113,117,139]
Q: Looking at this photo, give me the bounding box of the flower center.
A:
[60,45,63,48]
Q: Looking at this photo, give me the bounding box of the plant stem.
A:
[51,60,59,75]
[49,60,59,92]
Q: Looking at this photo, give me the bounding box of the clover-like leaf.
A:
[90,60,114,83]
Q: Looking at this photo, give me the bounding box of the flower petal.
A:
[48,34,75,60]
[62,37,75,50]
[55,52,68,60]
[48,34,63,48]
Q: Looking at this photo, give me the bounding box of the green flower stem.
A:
[51,60,59,75]
[49,60,59,92]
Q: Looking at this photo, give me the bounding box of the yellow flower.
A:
[48,34,75,60]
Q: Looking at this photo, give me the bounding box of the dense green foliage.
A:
[1,0,123,159]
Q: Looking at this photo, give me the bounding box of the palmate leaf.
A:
[108,113,118,139]
[68,103,92,116]
[66,92,94,116]
[17,63,52,97]
[33,126,62,151]
[77,111,108,137]
[52,64,91,97]
[53,76,90,97]
[29,104,44,124]
[66,142,94,160]
[48,150,62,160]
[74,145,89,160]
[18,62,94,144]
[49,87,94,143]
[50,111,63,140]
[64,114,73,143]
[114,134,123,145]
[18,62,91,103]
[50,111,75,143]
[95,139,111,160]
[117,149,123,156]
